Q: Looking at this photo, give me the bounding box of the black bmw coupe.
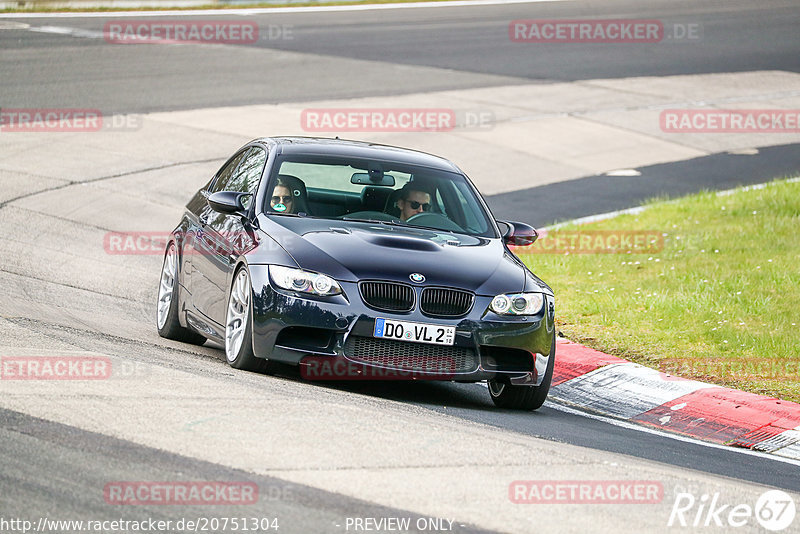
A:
[157,137,555,410]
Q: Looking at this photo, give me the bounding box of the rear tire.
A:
[225,267,272,373]
[156,242,207,345]
[488,332,556,410]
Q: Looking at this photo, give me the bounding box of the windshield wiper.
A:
[340,217,408,227]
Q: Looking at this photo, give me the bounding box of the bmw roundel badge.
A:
[409,273,425,283]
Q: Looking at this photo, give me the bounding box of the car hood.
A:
[253,216,528,296]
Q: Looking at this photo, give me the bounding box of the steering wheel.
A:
[406,212,464,232]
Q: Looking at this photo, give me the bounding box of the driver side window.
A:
[209,147,267,212]
[211,150,248,194]
[226,147,267,195]
[205,147,268,228]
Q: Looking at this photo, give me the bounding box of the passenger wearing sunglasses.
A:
[269,178,295,214]
[396,183,432,221]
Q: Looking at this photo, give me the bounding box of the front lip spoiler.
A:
[509,372,537,386]
[295,352,544,384]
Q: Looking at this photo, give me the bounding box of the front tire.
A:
[156,242,206,345]
[225,267,271,373]
[488,332,556,410]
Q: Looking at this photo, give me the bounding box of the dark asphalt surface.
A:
[487,142,800,227]
[2,0,800,528]
[281,372,800,493]
[0,0,798,112]
[0,407,493,534]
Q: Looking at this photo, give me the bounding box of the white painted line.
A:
[772,444,800,460]
[545,176,800,229]
[0,0,567,18]
[0,21,29,29]
[605,169,641,177]
[29,25,105,38]
[546,399,800,468]
[715,175,800,196]
[546,206,647,229]
[477,381,800,462]
[727,148,759,156]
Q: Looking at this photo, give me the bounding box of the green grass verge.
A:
[517,177,800,403]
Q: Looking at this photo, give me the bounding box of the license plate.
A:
[373,318,455,346]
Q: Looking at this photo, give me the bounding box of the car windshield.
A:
[264,155,498,238]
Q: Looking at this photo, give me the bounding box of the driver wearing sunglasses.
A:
[269,178,295,214]
[396,183,432,221]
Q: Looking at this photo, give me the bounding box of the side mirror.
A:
[208,191,252,215]
[499,220,538,247]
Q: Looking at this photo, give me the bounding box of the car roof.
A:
[253,136,462,173]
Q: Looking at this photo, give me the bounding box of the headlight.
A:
[269,265,342,296]
[490,292,544,315]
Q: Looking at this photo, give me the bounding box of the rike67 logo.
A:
[669,490,796,531]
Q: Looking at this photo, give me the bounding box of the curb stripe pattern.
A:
[551,339,800,459]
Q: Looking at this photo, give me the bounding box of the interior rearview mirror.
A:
[351,172,395,187]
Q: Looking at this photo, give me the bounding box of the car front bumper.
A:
[248,266,555,386]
